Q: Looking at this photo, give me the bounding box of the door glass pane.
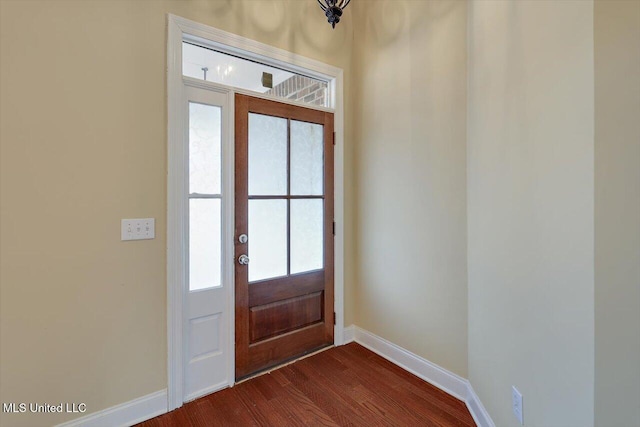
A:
[290,121,323,195]
[291,199,324,274]
[249,113,287,196]
[189,103,221,194]
[189,199,221,290]
[249,200,287,281]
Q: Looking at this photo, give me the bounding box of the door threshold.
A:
[235,344,334,385]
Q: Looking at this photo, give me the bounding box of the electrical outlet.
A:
[512,386,524,425]
[121,218,155,241]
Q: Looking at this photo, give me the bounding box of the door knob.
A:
[238,254,250,265]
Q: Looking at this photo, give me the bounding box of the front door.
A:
[234,94,334,380]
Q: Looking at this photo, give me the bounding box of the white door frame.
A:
[167,14,345,411]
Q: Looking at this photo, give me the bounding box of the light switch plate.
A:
[121,218,155,241]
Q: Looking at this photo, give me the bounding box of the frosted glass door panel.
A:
[189,103,221,194]
[189,199,221,290]
[290,121,324,196]
[249,114,287,196]
[249,200,288,282]
[291,199,324,274]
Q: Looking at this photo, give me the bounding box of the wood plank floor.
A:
[138,343,475,426]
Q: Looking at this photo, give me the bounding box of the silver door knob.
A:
[238,254,250,265]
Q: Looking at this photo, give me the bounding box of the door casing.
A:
[167,14,346,411]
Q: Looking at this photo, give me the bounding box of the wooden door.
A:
[234,94,334,380]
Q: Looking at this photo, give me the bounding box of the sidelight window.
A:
[188,102,222,291]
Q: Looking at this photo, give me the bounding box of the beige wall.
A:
[3,1,640,426]
[467,1,595,425]
[351,0,468,377]
[0,1,355,426]
[594,1,640,425]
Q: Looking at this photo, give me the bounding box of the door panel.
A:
[249,291,323,342]
[235,94,334,380]
[185,289,225,396]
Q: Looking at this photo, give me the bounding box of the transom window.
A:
[183,42,330,108]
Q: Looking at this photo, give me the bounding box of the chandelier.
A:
[317,0,351,29]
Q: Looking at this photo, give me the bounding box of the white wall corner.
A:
[54,390,168,427]
[345,325,495,427]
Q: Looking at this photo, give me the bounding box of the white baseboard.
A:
[347,326,468,400]
[56,327,495,427]
[342,325,495,427]
[55,389,167,427]
[465,384,495,427]
[343,324,355,344]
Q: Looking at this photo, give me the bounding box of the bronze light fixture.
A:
[317,0,351,29]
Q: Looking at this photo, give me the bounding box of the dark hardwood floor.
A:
[138,343,475,426]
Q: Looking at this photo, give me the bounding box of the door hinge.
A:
[332,221,336,236]
[333,312,336,325]
[333,131,336,145]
